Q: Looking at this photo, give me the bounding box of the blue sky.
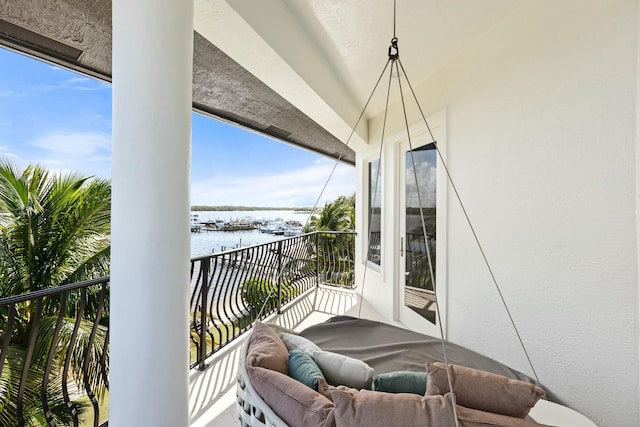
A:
[0,47,355,207]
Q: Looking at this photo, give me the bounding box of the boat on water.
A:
[190,214,202,232]
[259,220,285,235]
[221,220,256,231]
[197,217,257,232]
[283,227,302,236]
[259,219,303,236]
[193,214,302,235]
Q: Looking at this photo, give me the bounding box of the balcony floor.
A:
[188,285,388,427]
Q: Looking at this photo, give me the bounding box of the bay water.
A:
[190,210,312,257]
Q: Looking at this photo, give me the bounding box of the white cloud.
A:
[406,160,437,208]
[191,159,355,207]
[0,90,17,98]
[26,130,112,178]
[65,76,109,91]
[66,77,90,83]
[29,76,108,93]
[0,145,20,160]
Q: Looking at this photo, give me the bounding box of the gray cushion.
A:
[312,350,374,389]
[281,332,322,354]
[373,371,428,395]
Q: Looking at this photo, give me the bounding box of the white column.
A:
[636,2,640,424]
[111,0,193,425]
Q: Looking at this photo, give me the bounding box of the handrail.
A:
[0,276,110,305]
[0,277,110,427]
[189,230,356,368]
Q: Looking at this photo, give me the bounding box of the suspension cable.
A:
[358,58,395,318]
[304,59,392,229]
[305,0,540,402]
[393,0,397,38]
[395,57,460,427]
[397,58,541,386]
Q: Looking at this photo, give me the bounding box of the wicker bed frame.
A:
[235,317,597,427]
[237,335,288,427]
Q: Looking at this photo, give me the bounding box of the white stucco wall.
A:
[360,1,639,426]
[636,1,640,424]
[355,146,393,321]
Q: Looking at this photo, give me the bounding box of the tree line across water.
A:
[191,205,318,212]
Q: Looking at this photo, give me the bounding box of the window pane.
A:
[368,159,381,265]
[404,143,437,323]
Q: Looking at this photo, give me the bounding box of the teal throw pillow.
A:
[288,349,325,390]
[373,371,428,395]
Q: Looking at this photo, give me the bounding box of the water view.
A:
[190,210,312,257]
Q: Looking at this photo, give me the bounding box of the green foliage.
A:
[0,345,81,426]
[0,159,111,426]
[0,159,111,296]
[240,277,298,314]
[301,195,356,288]
[316,232,355,288]
[304,194,355,233]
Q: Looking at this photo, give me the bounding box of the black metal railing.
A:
[405,232,436,291]
[0,277,110,427]
[0,230,355,423]
[189,231,355,369]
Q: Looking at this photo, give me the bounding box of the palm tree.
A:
[304,194,355,233]
[304,195,355,288]
[0,160,111,426]
[0,161,111,296]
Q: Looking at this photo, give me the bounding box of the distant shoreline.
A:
[191,205,318,213]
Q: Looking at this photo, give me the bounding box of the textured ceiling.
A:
[0,0,525,166]
[0,0,355,164]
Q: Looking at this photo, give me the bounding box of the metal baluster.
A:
[0,304,16,386]
[17,297,43,427]
[99,327,109,389]
[190,260,204,366]
[277,240,283,314]
[82,283,107,427]
[210,254,227,354]
[315,232,320,287]
[42,292,67,426]
[62,288,86,427]
[199,258,209,370]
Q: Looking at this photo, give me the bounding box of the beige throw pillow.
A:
[331,388,551,427]
[331,388,458,427]
[426,362,546,419]
[247,366,335,427]
[246,321,289,374]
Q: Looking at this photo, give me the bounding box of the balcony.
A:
[189,283,375,427]
[0,231,360,426]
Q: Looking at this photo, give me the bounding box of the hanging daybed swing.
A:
[236,3,598,427]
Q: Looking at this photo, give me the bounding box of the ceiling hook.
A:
[388,37,399,60]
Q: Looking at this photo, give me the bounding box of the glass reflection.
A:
[404,143,437,324]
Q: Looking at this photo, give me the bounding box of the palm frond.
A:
[0,161,111,296]
[0,344,86,427]
[33,316,109,400]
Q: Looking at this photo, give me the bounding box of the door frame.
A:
[394,110,448,338]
